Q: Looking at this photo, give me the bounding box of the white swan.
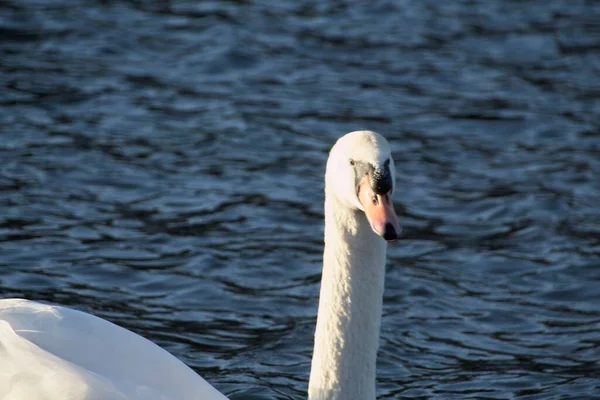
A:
[0,130,400,400]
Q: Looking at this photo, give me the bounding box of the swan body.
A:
[0,299,227,400]
[0,131,400,400]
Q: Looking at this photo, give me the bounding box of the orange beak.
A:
[358,176,401,242]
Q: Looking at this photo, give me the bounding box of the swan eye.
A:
[349,159,355,166]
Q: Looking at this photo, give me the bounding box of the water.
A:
[1,0,599,398]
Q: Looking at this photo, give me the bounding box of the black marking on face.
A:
[351,159,392,195]
[352,160,373,193]
[371,161,392,194]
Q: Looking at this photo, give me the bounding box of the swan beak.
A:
[358,177,401,242]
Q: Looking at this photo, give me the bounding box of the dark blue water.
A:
[1,0,599,398]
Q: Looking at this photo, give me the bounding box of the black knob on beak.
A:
[370,168,392,195]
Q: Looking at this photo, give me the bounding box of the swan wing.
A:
[0,299,228,400]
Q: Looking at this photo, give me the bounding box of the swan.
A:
[0,130,401,400]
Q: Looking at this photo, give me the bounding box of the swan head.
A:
[326,130,401,242]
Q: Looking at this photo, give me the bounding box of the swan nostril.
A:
[382,223,398,241]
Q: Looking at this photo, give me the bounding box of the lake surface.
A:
[1,0,599,398]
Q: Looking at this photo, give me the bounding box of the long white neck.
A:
[308,190,387,400]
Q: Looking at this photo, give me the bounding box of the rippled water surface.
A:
[2,0,600,398]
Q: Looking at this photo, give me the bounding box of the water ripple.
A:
[1,0,599,398]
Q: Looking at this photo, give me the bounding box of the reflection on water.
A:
[1,0,599,398]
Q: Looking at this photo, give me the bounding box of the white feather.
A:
[0,299,227,400]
